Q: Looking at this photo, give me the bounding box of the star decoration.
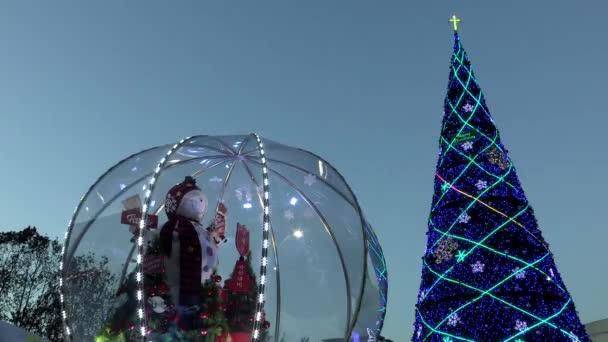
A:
[462,103,475,113]
[441,181,451,193]
[304,173,317,186]
[456,250,466,263]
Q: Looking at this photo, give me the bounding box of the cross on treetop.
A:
[449,14,461,31]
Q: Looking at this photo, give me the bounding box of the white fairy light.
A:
[252,134,272,341]
[131,136,191,341]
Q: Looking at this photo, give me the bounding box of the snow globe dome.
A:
[59,134,388,342]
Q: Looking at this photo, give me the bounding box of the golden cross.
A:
[449,14,461,31]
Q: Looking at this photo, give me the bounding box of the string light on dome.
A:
[252,133,271,341]
[135,136,192,340]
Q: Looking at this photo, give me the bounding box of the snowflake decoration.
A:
[443,337,454,342]
[441,181,451,193]
[304,173,317,186]
[461,141,473,151]
[513,267,527,279]
[458,213,471,224]
[515,339,524,342]
[486,147,509,170]
[433,237,459,265]
[165,194,178,213]
[475,179,488,191]
[284,209,294,221]
[515,319,528,332]
[471,260,485,273]
[462,103,475,113]
[447,313,460,327]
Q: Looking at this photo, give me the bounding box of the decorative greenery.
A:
[223,252,257,332]
[98,235,229,341]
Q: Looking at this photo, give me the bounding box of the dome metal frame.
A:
[59,134,376,342]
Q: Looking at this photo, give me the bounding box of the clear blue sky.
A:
[0,1,606,340]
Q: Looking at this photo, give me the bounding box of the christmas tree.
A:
[411,16,590,342]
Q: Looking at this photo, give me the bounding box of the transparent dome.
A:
[59,135,388,342]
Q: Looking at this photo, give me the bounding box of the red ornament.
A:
[201,330,208,336]
[200,313,208,320]
[263,321,271,329]
[214,275,222,283]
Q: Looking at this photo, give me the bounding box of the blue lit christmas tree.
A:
[411,16,591,342]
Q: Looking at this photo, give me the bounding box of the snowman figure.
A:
[158,176,226,308]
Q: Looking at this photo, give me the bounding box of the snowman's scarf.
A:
[159,217,202,306]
